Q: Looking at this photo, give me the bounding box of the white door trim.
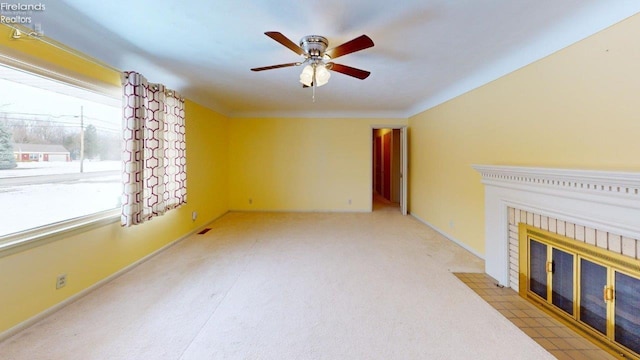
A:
[370,125,408,215]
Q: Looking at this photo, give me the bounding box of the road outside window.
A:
[0,65,121,237]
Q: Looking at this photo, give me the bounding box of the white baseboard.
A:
[0,211,229,342]
[410,212,485,260]
[228,208,370,214]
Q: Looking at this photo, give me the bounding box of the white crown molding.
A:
[228,109,410,119]
[472,164,640,286]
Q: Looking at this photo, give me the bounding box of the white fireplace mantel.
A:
[472,165,640,286]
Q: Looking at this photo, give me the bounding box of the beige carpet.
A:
[0,207,554,359]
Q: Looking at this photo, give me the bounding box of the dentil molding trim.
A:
[472,164,640,285]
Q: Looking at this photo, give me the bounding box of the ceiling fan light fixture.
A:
[315,65,330,87]
[299,65,314,86]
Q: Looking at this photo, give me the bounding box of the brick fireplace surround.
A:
[473,165,640,288]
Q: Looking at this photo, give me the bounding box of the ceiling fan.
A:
[251,32,374,90]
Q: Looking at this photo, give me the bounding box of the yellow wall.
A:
[0,28,229,334]
[408,14,640,256]
[229,118,406,211]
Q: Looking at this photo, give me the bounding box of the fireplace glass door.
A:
[551,248,574,316]
[579,258,607,335]
[529,239,548,299]
[614,271,640,355]
[527,239,575,317]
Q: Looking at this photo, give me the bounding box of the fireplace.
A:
[519,224,640,357]
[473,165,640,357]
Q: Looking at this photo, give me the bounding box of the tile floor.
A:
[455,273,623,360]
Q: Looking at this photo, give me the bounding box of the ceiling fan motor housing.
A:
[300,35,329,59]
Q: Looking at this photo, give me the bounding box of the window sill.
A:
[0,209,120,258]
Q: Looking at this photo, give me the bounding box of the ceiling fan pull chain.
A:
[312,64,317,102]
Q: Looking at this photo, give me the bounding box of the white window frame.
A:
[0,45,122,257]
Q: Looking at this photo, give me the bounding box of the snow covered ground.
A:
[0,160,120,178]
[0,161,121,236]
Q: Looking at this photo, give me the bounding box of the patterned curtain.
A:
[121,71,186,227]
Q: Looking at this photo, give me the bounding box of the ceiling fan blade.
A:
[327,63,370,80]
[325,35,374,60]
[265,31,306,56]
[251,62,300,71]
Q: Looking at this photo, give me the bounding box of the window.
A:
[0,63,121,239]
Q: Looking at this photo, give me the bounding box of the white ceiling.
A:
[21,0,640,118]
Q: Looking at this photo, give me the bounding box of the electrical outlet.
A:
[56,274,67,289]
[348,199,352,205]
[249,198,253,205]
[192,211,198,221]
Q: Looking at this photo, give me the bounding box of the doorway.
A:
[372,127,407,214]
